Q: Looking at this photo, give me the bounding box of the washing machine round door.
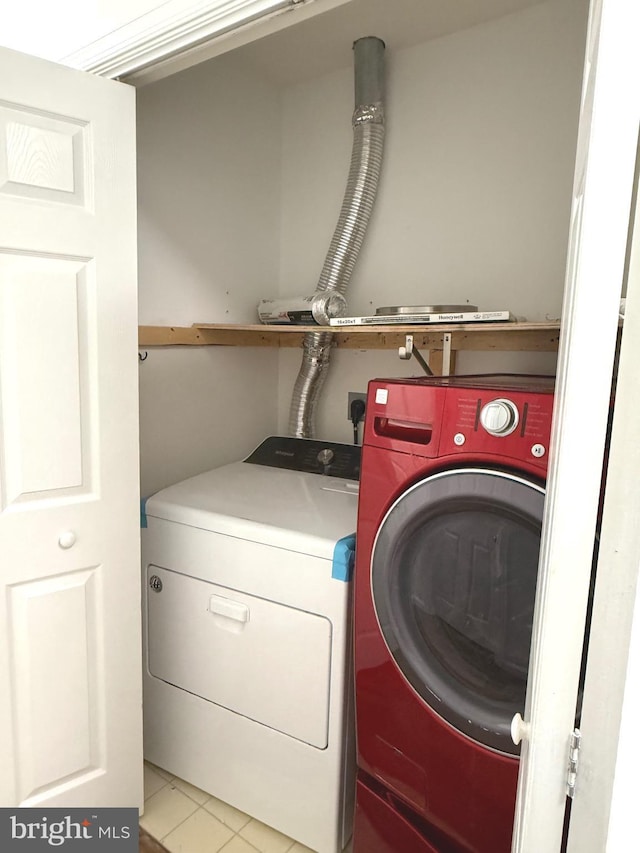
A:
[371,467,545,755]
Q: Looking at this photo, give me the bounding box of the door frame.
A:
[512,0,640,849]
[62,0,353,84]
[566,130,640,851]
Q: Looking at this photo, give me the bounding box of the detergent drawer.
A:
[145,564,332,748]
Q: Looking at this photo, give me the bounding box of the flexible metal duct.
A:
[288,36,386,438]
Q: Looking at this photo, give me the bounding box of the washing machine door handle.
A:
[510,712,530,746]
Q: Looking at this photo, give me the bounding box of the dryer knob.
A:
[480,398,519,436]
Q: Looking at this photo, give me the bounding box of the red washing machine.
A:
[353,374,555,853]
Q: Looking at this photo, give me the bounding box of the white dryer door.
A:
[146,565,332,748]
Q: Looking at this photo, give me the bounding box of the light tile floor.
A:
[141,762,353,853]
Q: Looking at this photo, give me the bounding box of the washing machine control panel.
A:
[364,375,554,471]
[245,436,361,480]
[480,398,519,436]
[444,385,553,467]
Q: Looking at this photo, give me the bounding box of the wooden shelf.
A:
[138,321,561,352]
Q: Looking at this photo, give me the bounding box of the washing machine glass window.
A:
[371,468,545,755]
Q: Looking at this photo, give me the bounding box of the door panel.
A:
[8,567,103,804]
[0,102,88,206]
[0,254,95,505]
[0,46,141,809]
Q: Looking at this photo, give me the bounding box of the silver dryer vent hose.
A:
[289,36,385,438]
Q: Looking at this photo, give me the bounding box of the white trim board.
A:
[62,0,352,83]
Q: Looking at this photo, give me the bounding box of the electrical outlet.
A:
[347,392,367,420]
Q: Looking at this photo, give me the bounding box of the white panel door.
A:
[0,46,142,808]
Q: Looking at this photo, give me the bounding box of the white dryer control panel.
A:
[245,435,361,479]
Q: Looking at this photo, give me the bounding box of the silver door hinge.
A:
[566,728,582,798]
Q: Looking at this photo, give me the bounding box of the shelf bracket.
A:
[442,332,452,376]
[398,334,434,376]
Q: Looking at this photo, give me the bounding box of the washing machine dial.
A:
[480,398,519,437]
[317,448,335,466]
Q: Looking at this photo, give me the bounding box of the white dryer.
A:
[141,436,360,853]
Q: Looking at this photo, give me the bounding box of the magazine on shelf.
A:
[329,310,514,327]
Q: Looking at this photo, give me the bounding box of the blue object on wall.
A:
[140,497,148,528]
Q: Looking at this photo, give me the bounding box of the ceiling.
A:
[230,0,547,86]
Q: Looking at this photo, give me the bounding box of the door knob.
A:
[58,530,76,549]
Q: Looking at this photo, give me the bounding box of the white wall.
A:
[136,0,587,489]
[277,0,587,442]
[136,51,281,496]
